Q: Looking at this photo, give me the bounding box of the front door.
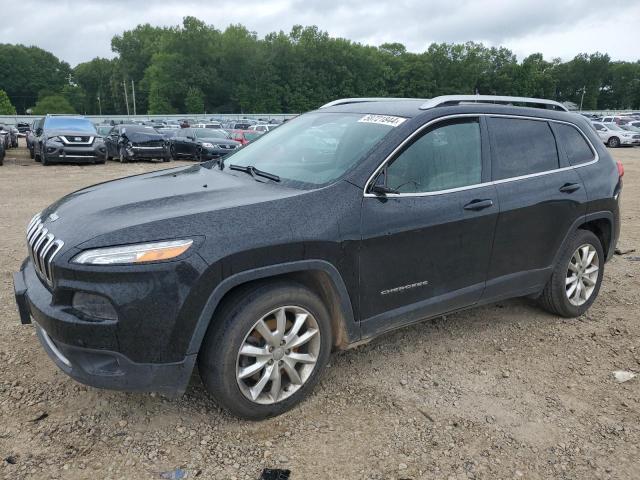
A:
[359,117,498,334]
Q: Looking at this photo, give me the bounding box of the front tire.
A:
[198,281,332,420]
[608,136,620,148]
[539,229,604,317]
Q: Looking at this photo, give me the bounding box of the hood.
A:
[39,164,303,249]
[122,130,164,143]
[45,129,97,139]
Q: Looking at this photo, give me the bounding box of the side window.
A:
[385,118,482,194]
[594,124,604,131]
[554,123,595,166]
[489,118,559,180]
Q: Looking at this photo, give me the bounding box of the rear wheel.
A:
[539,229,604,317]
[608,136,620,148]
[170,145,177,160]
[198,281,332,419]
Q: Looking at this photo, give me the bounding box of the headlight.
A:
[203,142,217,148]
[47,136,64,143]
[72,239,193,265]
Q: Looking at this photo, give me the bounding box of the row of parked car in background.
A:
[15,115,283,166]
[2,109,639,167]
[581,112,640,148]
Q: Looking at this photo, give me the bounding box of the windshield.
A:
[225,112,399,186]
[44,117,96,133]
[608,124,624,131]
[193,128,228,139]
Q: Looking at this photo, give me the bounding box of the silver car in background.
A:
[592,121,640,147]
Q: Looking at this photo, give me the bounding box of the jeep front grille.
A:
[26,215,64,287]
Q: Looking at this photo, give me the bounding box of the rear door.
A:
[483,116,587,299]
[359,117,499,331]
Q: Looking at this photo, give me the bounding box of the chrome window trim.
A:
[363,113,599,198]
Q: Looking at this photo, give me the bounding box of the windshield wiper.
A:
[229,164,280,182]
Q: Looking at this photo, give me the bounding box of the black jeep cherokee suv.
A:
[14,96,622,419]
[33,115,107,165]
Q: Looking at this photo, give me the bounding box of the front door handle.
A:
[559,183,581,193]
[463,199,494,211]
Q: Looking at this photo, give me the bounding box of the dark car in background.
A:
[0,124,18,148]
[12,95,622,419]
[17,122,31,134]
[33,116,107,165]
[0,126,10,150]
[26,119,41,158]
[170,127,240,161]
[104,124,170,163]
[0,136,4,165]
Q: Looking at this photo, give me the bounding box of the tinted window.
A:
[385,118,482,193]
[489,118,559,180]
[554,123,595,165]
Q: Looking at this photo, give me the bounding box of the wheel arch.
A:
[552,212,614,269]
[186,260,360,356]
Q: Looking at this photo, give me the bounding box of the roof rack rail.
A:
[419,95,568,112]
[319,97,426,109]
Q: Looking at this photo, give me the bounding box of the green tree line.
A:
[1,17,639,115]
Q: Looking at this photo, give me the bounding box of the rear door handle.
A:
[463,199,494,211]
[559,183,581,193]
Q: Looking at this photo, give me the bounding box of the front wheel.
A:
[198,281,332,420]
[539,229,604,317]
[608,136,620,148]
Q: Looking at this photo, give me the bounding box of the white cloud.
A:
[1,0,638,65]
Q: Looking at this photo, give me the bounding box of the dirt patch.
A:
[1,140,639,479]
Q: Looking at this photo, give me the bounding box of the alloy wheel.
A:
[566,244,599,306]
[236,306,321,405]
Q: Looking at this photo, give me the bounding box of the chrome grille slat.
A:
[25,216,64,287]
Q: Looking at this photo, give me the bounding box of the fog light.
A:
[72,292,118,321]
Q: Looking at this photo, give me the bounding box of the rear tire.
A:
[198,281,332,420]
[608,136,620,148]
[538,229,604,317]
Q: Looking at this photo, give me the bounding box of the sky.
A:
[1,0,639,66]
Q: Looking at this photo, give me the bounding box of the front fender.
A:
[186,259,359,356]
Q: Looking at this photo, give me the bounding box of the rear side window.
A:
[489,118,559,180]
[386,118,482,193]
[554,123,595,165]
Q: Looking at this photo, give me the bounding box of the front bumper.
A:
[45,144,106,162]
[201,147,238,160]
[126,146,169,160]
[13,260,200,395]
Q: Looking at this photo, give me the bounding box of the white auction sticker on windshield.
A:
[358,114,407,127]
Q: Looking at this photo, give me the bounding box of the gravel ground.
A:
[1,140,639,480]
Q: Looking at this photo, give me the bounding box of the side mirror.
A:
[187,136,195,141]
[370,170,399,196]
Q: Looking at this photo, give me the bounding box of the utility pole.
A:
[131,80,137,116]
[123,80,130,116]
[97,94,102,116]
[579,86,586,111]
